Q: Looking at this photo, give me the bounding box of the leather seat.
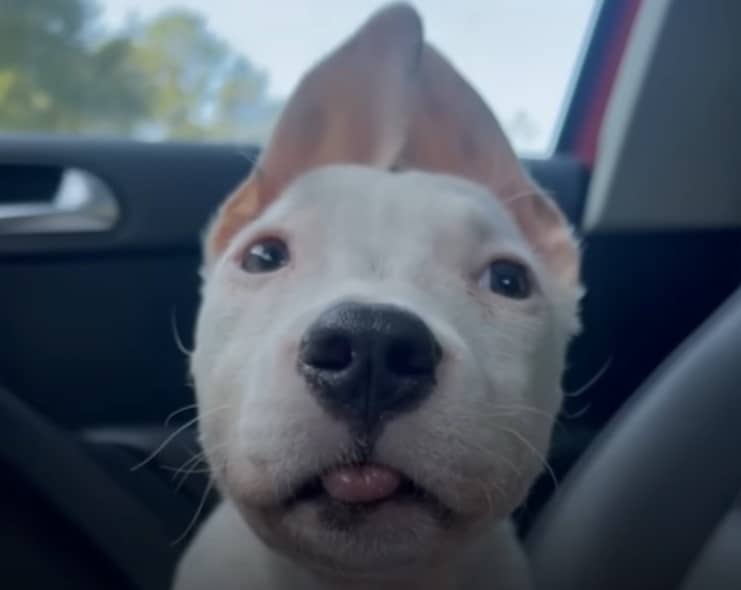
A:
[0,390,215,590]
[682,497,741,590]
[528,284,741,589]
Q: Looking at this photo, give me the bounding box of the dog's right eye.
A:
[242,237,290,273]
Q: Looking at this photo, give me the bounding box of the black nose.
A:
[298,302,441,429]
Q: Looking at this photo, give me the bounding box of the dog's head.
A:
[192,3,581,579]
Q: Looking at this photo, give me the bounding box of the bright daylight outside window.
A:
[0,1,599,156]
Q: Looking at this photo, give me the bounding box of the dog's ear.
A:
[397,45,580,288]
[205,3,423,263]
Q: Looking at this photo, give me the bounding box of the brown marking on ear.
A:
[209,172,265,258]
[507,192,580,287]
[206,3,424,262]
[396,44,581,287]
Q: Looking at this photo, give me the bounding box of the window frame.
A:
[555,0,644,165]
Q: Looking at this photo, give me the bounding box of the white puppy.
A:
[174,4,581,590]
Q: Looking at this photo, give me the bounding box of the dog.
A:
[174,4,581,589]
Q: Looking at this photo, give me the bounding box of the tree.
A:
[0,0,280,141]
[126,9,279,142]
[0,0,148,134]
[210,59,283,144]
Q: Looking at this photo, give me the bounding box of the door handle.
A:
[0,168,120,235]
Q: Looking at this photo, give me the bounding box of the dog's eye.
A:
[487,260,532,299]
[242,238,289,273]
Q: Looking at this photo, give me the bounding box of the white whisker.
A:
[170,308,193,357]
[496,425,558,490]
[164,403,199,427]
[172,477,215,546]
[130,404,231,472]
[565,357,612,399]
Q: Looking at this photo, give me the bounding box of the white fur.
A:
[174,166,580,590]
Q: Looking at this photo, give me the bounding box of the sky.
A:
[99,0,599,154]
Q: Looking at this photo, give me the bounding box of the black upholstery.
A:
[682,497,741,590]
[0,388,216,590]
[528,285,741,589]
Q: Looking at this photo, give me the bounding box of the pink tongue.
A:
[321,464,402,504]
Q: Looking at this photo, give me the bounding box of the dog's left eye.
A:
[486,260,532,299]
[242,237,290,273]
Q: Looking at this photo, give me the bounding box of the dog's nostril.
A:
[302,331,353,371]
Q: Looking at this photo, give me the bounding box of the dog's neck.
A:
[191,503,527,590]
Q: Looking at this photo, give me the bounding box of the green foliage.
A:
[0,0,280,141]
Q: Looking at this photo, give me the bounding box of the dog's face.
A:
[192,4,581,579]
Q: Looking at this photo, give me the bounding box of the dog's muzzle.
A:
[298,302,441,431]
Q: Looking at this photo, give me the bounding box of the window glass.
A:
[0,0,599,155]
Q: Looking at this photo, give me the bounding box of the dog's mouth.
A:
[284,463,450,521]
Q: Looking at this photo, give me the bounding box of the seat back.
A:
[527,285,741,589]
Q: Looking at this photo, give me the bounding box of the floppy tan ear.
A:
[397,45,580,287]
[205,3,423,263]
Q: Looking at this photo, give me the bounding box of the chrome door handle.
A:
[0,168,120,235]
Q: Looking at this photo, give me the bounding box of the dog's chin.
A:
[232,465,472,575]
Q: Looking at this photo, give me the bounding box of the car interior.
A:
[0,0,739,588]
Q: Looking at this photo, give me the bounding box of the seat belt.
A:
[0,386,178,590]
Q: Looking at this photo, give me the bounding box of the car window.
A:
[0,0,599,156]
